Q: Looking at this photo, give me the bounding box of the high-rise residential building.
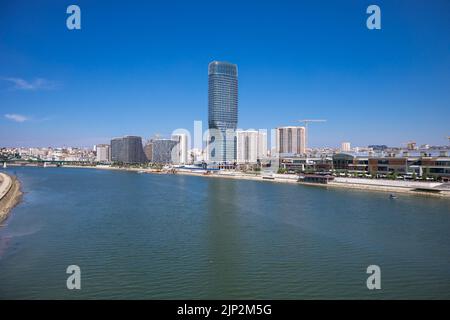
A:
[96,144,111,162]
[207,61,238,163]
[341,142,351,152]
[110,136,147,163]
[258,130,268,160]
[236,130,267,163]
[150,139,178,164]
[407,141,417,150]
[275,126,306,155]
[172,133,189,165]
[143,142,153,162]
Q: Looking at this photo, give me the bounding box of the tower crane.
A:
[295,119,327,150]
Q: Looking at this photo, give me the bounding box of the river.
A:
[0,167,449,299]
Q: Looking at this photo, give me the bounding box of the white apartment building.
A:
[96,144,111,162]
[236,129,267,163]
[172,133,189,165]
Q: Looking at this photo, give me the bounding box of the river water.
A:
[0,167,449,299]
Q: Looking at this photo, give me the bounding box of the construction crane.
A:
[296,119,327,150]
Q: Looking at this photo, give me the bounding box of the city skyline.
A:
[2,1,450,305]
[1,1,449,148]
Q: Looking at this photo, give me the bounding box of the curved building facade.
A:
[208,61,238,163]
[110,136,147,164]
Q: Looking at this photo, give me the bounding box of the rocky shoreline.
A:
[0,173,22,225]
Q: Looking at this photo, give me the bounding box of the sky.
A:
[0,0,449,148]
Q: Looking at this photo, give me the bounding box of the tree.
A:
[387,172,398,180]
[422,168,429,180]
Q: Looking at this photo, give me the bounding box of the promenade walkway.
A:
[0,172,13,201]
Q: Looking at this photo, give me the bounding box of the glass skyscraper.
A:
[208,61,238,163]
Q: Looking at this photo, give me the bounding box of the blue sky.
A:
[0,0,449,148]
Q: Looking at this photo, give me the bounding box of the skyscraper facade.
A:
[208,61,238,163]
[110,136,147,163]
[150,139,178,164]
[276,126,306,155]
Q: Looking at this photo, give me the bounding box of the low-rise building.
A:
[332,152,450,180]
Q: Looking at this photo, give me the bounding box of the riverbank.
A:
[57,164,450,198]
[0,173,22,224]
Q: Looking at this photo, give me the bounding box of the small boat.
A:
[389,194,398,199]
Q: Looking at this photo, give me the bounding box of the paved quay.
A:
[0,173,13,201]
[0,172,22,224]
